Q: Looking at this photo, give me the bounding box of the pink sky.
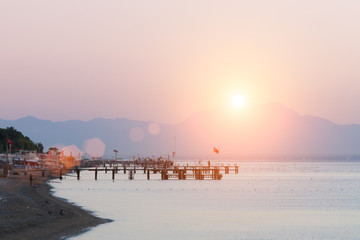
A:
[1,0,360,124]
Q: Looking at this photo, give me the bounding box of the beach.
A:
[0,171,109,240]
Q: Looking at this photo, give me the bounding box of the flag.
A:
[113,149,118,153]
[213,147,219,154]
[7,138,12,144]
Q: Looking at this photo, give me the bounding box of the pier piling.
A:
[161,169,168,180]
[129,170,134,180]
[29,174,33,186]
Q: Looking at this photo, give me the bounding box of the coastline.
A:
[0,172,110,240]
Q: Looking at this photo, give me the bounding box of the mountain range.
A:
[1,103,360,160]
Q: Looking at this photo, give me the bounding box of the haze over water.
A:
[51,161,360,240]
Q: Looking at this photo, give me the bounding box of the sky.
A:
[1,0,360,124]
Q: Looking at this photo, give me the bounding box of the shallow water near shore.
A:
[50,162,360,240]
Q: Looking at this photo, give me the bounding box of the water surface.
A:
[50,162,360,240]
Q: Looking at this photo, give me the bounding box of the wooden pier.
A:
[64,164,241,181]
[8,157,242,187]
[14,162,240,186]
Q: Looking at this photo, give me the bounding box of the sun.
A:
[232,94,245,108]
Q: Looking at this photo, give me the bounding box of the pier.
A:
[14,160,240,185]
[66,163,241,181]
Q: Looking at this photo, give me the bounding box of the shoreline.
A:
[0,172,110,240]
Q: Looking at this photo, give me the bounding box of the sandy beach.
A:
[0,171,110,240]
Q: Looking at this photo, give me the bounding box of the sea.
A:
[50,161,360,240]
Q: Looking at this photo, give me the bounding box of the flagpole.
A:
[5,140,9,177]
[114,149,118,160]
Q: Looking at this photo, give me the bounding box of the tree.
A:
[0,129,7,152]
[36,143,44,153]
[0,127,42,153]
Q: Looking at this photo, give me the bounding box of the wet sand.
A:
[0,170,110,240]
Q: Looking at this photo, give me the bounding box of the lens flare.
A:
[129,127,145,142]
[148,122,161,135]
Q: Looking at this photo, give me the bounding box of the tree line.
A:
[0,127,44,153]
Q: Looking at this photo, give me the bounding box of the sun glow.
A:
[232,94,245,108]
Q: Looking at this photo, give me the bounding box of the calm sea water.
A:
[50,162,360,240]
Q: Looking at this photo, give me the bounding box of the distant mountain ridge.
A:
[1,103,360,160]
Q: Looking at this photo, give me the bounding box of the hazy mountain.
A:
[1,103,360,159]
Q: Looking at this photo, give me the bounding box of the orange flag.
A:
[213,147,219,154]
